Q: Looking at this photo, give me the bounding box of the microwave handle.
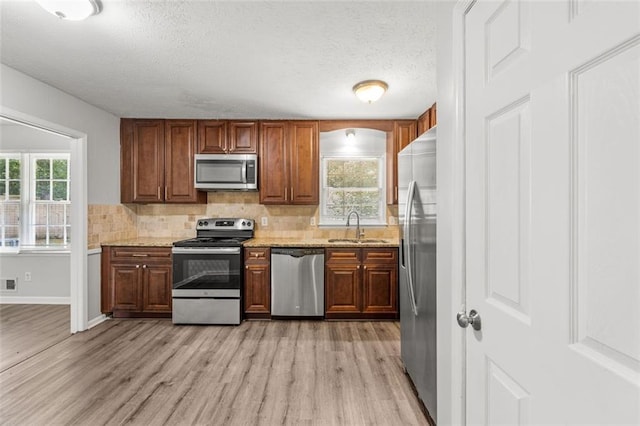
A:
[242,161,247,184]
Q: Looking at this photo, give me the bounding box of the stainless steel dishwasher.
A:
[271,248,324,317]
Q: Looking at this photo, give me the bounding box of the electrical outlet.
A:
[310,217,316,226]
[261,217,268,227]
[24,272,32,282]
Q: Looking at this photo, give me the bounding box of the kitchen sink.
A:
[327,238,388,244]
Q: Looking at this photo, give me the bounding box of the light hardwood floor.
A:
[0,304,70,372]
[0,319,429,425]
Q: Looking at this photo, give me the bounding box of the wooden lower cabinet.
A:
[325,247,398,320]
[101,246,172,318]
[244,247,271,319]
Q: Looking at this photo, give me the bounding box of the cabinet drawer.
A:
[363,248,397,264]
[245,247,270,262]
[326,248,361,263]
[110,247,172,261]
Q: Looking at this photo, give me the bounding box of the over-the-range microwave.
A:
[194,154,258,191]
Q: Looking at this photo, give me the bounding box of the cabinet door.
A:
[428,103,437,128]
[388,120,417,205]
[141,264,172,312]
[244,263,271,316]
[110,263,141,311]
[244,248,270,317]
[418,109,431,135]
[197,120,228,154]
[289,121,319,205]
[121,119,165,203]
[165,120,204,203]
[362,262,398,314]
[259,122,289,204]
[325,263,361,315]
[229,121,258,154]
[362,248,398,317]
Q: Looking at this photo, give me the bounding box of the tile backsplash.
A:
[89,192,399,248]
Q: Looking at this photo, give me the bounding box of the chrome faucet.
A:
[346,210,364,240]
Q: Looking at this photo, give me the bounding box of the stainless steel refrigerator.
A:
[398,126,437,420]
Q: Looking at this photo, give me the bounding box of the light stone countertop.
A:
[100,237,400,249]
[101,237,177,247]
[243,237,399,248]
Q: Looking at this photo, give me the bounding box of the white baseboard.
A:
[0,296,70,305]
[87,314,108,329]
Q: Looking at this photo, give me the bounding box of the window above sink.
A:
[319,128,387,227]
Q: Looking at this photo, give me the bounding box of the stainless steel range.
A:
[172,218,254,325]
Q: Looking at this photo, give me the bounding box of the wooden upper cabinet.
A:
[121,119,165,203]
[429,103,437,128]
[197,120,258,154]
[259,122,288,204]
[388,120,417,205]
[259,121,319,205]
[229,121,258,153]
[121,118,205,204]
[289,121,319,204]
[197,120,228,154]
[165,120,203,203]
[417,103,437,135]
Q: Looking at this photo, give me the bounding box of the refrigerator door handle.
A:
[404,180,418,316]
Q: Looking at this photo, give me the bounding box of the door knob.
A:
[457,309,481,331]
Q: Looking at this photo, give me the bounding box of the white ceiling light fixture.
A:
[352,80,388,104]
[36,0,101,21]
[345,129,356,143]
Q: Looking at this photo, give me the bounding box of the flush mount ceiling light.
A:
[352,80,388,104]
[345,129,356,142]
[36,0,101,21]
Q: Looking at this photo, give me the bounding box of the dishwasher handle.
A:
[271,247,325,258]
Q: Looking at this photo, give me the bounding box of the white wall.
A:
[0,122,73,302]
[436,1,464,425]
[0,64,120,205]
[87,249,102,322]
[0,253,70,302]
[1,64,120,323]
[0,123,72,149]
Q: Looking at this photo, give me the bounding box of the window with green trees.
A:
[320,156,385,225]
[0,153,71,249]
[0,155,21,247]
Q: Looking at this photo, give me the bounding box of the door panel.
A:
[165,120,199,203]
[289,121,319,204]
[259,122,288,204]
[111,264,140,311]
[131,120,164,203]
[142,265,172,312]
[464,1,640,424]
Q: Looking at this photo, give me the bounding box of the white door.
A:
[463,1,640,424]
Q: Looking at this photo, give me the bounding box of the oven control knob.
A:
[204,221,209,226]
[246,221,252,227]
[198,221,203,226]
[242,221,246,226]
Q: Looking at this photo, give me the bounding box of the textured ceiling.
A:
[0,1,437,120]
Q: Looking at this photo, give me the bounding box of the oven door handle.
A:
[172,247,241,255]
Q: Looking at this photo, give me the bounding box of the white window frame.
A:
[0,152,71,252]
[319,154,387,227]
[28,154,71,247]
[0,154,21,249]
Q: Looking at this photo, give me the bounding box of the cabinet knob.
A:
[136,265,140,269]
[364,265,367,270]
[254,253,259,258]
[245,265,249,270]
[357,265,360,269]
[143,265,147,269]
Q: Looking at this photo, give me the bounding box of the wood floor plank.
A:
[0,304,70,372]
[0,319,429,425]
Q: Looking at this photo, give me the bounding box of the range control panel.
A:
[196,218,254,231]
